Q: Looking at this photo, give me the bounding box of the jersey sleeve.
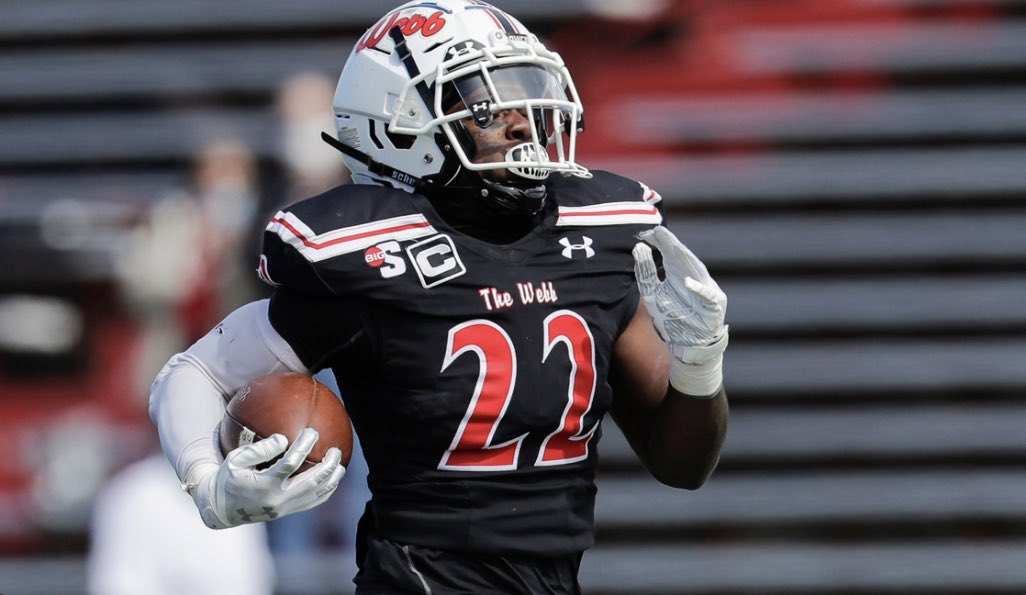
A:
[257,185,417,372]
[256,184,429,296]
[257,212,336,296]
[256,188,366,370]
[267,287,365,373]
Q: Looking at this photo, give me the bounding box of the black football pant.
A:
[354,531,584,595]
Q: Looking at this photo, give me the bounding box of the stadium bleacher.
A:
[1,0,1025,593]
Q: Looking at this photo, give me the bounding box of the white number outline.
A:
[437,310,598,471]
[537,310,599,466]
[438,320,526,471]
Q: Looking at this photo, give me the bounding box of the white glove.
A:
[634,226,728,398]
[187,427,345,529]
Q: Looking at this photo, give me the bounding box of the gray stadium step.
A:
[662,209,1026,269]
[726,337,1026,396]
[598,402,1026,465]
[0,108,279,164]
[0,41,351,102]
[595,147,1026,204]
[581,539,1026,594]
[609,87,1026,145]
[724,275,1026,333]
[594,469,1026,527]
[0,172,180,208]
[730,20,1026,75]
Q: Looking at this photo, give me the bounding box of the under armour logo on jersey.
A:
[559,236,595,259]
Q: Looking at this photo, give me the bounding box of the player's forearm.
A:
[642,385,728,490]
[148,299,310,486]
[149,354,229,486]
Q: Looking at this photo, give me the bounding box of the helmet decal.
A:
[465,1,520,35]
[444,39,485,63]
[356,6,449,53]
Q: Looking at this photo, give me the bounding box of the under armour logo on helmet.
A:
[559,236,595,259]
[445,40,484,61]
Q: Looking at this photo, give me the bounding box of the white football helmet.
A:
[329,0,589,211]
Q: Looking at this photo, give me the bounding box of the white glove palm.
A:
[190,427,345,529]
[634,226,728,396]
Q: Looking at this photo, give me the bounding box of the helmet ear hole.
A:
[385,129,416,150]
[368,118,416,151]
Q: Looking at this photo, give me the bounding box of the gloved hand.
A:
[187,427,345,529]
[633,226,728,397]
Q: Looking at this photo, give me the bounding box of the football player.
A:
[149,1,729,593]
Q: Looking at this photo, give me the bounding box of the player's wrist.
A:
[180,461,220,494]
[175,431,222,488]
[668,327,728,362]
[192,469,233,530]
[669,353,723,398]
[174,433,231,528]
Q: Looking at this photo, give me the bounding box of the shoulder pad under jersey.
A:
[548,170,664,228]
[257,184,436,295]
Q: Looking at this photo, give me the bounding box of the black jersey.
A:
[260,171,663,557]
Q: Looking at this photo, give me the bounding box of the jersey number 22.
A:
[439,310,598,471]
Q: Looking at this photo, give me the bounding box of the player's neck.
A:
[427,190,543,244]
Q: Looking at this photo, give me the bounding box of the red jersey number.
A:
[438,311,598,471]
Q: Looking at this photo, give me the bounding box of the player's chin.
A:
[476,166,514,183]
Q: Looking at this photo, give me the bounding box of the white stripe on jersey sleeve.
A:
[639,181,663,205]
[555,202,663,227]
[266,211,437,262]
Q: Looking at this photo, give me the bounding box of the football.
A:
[218,372,353,471]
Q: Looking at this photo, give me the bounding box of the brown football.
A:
[218,372,353,472]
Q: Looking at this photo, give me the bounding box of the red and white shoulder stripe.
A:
[639,181,663,205]
[266,211,436,263]
[256,254,278,286]
[555,201,662,227]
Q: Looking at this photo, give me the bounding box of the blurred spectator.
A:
[190,139,264,314]
[118,138,263,397]
[102,70,363,583]
[87,452,275,595]
[275,71,350,205]
[88,138,274,588]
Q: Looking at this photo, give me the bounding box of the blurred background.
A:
[1,0,1026,593]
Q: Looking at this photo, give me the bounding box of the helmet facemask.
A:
[437,61,587,182]
[387,31,590,213]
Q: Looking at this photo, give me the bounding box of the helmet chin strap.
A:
[323,127,546,243]
[438,122,550,217]
[428,153,548,218]
[322,129,547,221]
[478,176,547,217]
[478,143,552,217]
[321,132,428,191]
[423,170,547,244]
